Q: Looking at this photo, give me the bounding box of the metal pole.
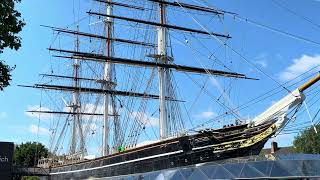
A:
[158,1,168,140]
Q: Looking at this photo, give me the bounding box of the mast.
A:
[102,0,113,156]
[70,25,84,155]
[158,0,168,140]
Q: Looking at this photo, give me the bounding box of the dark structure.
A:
[260,142,292,155]
[0,142,14,180]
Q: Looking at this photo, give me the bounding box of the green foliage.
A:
[13,142,49,167]
[118,146,126,153]
[21,176,40,180]
[0,60,15,90]
[292,124,320,154]
[0,0,25,90]
[0,0,25,52]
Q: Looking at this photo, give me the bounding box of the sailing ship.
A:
[21,0,320,179]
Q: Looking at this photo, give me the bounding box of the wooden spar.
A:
[48,48,257,80]
[87,12,231,38]
[39,74,115,84]
[42,25,156,47]
[96,0,230,15]
[18,84,184,102]
[26,110,108,116]
[299,72,320,92]
[148,0,225,15]
[93,0,145,10]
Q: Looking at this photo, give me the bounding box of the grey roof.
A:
[100,154,320,180]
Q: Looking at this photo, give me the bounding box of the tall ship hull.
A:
[49,121,276,179]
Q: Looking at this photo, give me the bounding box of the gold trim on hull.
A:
[213,124,276,153]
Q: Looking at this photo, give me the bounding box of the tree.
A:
[21,177,40,180]
[0,0,25,90]
[292,124,320,154]
[13,142,49,167]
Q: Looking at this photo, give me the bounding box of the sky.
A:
[0,0,320,155]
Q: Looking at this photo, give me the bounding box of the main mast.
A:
[103,0,113,156]
[158,0,168,140]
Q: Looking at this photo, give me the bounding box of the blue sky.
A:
[0,0,320,155]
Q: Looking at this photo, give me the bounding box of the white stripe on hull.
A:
[50,150,183,175]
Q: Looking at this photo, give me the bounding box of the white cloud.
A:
[28,124,50,136]
[194,110,216,119]
[0,112,8,119]
[25,105,52,120]
[279,54,320,81]
[132,111,159,127]
[256,61,267,68]
[65,103,119,115]
[254,53,268,68]
[265,134,294,148]
[136,140,159,147]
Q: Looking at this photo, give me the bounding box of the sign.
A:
[0,142,14,180]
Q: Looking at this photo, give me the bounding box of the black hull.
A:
[49,122,276,179]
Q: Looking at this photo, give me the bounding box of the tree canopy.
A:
[13,142,49,167]
[292,124,320,154]
[0,0,25,90]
